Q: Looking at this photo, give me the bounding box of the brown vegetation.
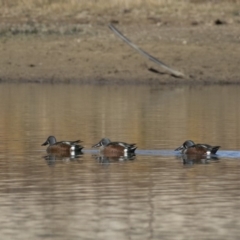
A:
[0,0,239,26]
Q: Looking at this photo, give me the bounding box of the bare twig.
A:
[108,24,184,78]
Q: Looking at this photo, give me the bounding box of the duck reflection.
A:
[178,154,219,165]
[43,152,83,166]
[93,152,136,165]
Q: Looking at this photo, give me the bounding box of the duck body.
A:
[175,140,220,155]
[92,138,137,156]
[42,136,83,154]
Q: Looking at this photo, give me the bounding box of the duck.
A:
[175,140,220,155]
[92,138,137,156]
[41,136,83,155]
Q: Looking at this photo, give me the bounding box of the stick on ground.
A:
[108,24,184,78]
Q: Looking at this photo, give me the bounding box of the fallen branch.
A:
[108,24,184,78]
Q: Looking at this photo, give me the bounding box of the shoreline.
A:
[0,24,239,84]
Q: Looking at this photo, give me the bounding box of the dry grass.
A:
[0,0,240,17]
[0,0,239,36]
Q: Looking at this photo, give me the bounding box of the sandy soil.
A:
[0,20,239,84]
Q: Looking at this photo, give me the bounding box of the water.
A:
[0,83,240,240]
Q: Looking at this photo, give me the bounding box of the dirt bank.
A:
[0,9,239,84]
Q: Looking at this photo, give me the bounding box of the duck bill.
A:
[41,140,48,146]
[175,145,184,151]
[92,142,101,148]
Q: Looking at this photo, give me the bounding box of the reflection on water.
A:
[0,83,240,239]
[43,152,84,166]
[176,153,220,165]
[93,152,136,165]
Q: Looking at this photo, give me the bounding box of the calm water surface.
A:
[0,83,240,240]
